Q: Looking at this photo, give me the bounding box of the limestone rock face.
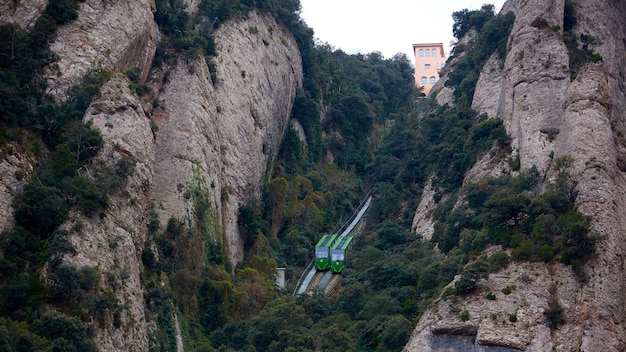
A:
[411,177,437,241]
[213,12,302,262]
[430,76,454,107]
[0,144,37,234]
[405,260,579,352]
[406,0,626,350]
[46,0,160,97]
[61,75,155,351]
[0,3,301,350]
[151,11,302,263]
[0,0,46,28]
[471,54,505,120]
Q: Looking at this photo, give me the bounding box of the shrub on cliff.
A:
[544,298,565,329]
[447,9,515,104]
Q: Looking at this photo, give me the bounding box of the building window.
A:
[440,63,446,69]
[431,48,437,56]
[425,64,431,69]
[430,76,437,84]
[425,49,430,57]
[420,76,427,84]
[418,49,424,57]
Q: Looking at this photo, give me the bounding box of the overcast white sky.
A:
[299,0,507,65]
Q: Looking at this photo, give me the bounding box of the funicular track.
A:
[293,192,372,296]
[323,273,342,295]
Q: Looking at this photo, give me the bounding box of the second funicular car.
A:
[330,236,353,273]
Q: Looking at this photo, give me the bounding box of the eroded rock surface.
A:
[0,144,37,234]
[61,75,155,351]
[407,0,626,350]
[0,0,46,28]
[0,3,301,351]
[46,0,160,98]
[151,11,302,263]
[411,177,437,241]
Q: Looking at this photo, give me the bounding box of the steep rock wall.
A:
[0,1,49,234]
[0,0,159,88]
[81,10,298,351]
[1,2,301,350]
[151,11,302,263]
[406,0,626,351]
[0,0,158,237]
[411,177,437,241]
[62,75,155,351]
[0,0,46,28]
[63,9,299,352]
[46,0,159,97]
[0,143,37,234]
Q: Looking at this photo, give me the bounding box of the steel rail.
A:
[293,191,372,296]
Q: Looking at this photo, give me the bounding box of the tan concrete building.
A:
[413,43,446,96]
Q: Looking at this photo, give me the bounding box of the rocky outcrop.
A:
[406,0,626,350]
[57,8,299,352]
[0,0,160,92]
[500,0,570,175]
[411,177,437,241]
[404,258,581,352]
[46,0,160,97]
[61,75,155,351]
[471,54,505,120]
[431,76,454,107]
[151,11,302,263]
[0,143,37,234]
[0,0,46,28]
[0,1,301,350]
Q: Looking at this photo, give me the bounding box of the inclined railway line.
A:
[293,193,372,296]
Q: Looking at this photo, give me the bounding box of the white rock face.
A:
[406,0,626,350]
[471,53,505,119]
[404,260,580,352]
[411,177,437,241]
[431,76,454,107]
[61,75,155,351]
[151,11,302,263]
[0,144,37,234]
[0,2,301,350]
[0,0,46,28]
[52,10,301,350]
[46,0,159,98]
[463,149,513,188]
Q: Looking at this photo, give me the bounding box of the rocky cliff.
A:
[0,1,302,350]
[149,10,302,264]
[405,0,626,351]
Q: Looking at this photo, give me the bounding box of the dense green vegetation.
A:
[142,169,296,350]
[208,4,555,352]
[451,4,496,40]
[369,101,508,213]
[154,0,312,84]
[0,1,597,351]
[280,48,417,176]
[446,5,515,104]
[0,1,133,350]
[436,159,596,288]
